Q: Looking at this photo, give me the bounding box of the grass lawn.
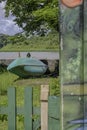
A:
[0,72,59,106]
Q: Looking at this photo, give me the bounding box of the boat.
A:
[7,57,48,78]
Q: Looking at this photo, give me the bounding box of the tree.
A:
[1,0,59,34]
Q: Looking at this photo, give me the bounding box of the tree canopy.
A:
[0,0,59,34]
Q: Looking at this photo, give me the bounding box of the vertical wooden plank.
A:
[40,85,49,130]
[8,87,16,130]
[48,96,60,130]
[84,1,87,129]
[24,87,33,130]
[60,0,84,130]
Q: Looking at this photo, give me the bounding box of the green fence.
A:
[0,87,60,130]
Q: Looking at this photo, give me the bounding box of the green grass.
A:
[0,72,59,105]
[0,33,59,51]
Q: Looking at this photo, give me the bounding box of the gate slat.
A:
[8,87,16,130]
[48,96,60,130]
[0,106,8,114]
[24,87,33,130]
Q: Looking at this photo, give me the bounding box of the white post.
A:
[41,85,49,130]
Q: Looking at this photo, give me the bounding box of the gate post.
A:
[41,85,49,130]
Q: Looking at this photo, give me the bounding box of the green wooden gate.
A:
[0,87,60,130]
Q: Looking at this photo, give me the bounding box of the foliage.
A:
[0,34,9,48]
[0,115,7,122]
[50,78,60,96]
[0,31,59,51]
[0,0,59,34]
[0,64,7,73]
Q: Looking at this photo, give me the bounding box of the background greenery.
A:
[0,0,59,33]
[0,31,59,51]
[0,0,59,51]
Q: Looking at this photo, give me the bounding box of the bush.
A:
[50,78,60,96]
[0,64,7,74]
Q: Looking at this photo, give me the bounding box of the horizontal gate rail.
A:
[0,106,40,115]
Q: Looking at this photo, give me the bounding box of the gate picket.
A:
[48,96,60,130]
[8,87,16,130]
[24,87,33,130]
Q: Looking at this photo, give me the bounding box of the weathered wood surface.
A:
[48,96,60,130]
[8,87,16,130]
[41,85,49,130]
[24,87,33,130]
